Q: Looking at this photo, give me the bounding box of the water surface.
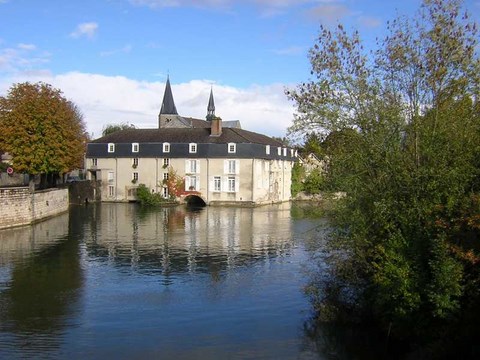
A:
[0,203,326,359]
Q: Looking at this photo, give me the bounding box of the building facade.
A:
[85,78,296,205]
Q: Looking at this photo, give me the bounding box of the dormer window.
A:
[266,145,270,155]
[228,143,236,154]
[189,143,197,153]
[132,143,139,153]
[283,148,287,156]
[108,143,115,153]
[277,147,281,156]
[163,142,170,153]
[290,149,294,157]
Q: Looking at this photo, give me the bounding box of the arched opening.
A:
[185,195,207,207]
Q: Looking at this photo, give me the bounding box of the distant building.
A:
[297,153,327,176]
[85,77,296,205]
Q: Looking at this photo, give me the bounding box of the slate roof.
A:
[159,77,178,115]
[91,127,284,147]
[207,88,215,113]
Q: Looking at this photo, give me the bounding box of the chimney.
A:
[210,116,222,136]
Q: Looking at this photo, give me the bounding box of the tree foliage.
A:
[136,184,168,206]
[102,122,135,137]
[288,0,480,353]
[0,82,87,175]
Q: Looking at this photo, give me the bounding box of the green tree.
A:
[290,162,305,197]
[302,132,324,157]
[0,82,87,184]
[288,0,480,352]
[102,122,135,137]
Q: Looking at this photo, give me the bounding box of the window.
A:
[132,172,138,182]
[213,176,221,192]
[132,143,139,153]
[108,171,114,182]
[163,158,170,167]
[163,142,170,153]
[92,158,97,166]
[163,172,169,181]
[227,176,236,192]
[186,159,199,174]
[108,143,115,153]
[228,143,236,153]
[162,187,168,198]
[277,147,281,156]
[225,159,237,174]
[190,176,197,190]
[108,185,115,197]
[189,143,197,153]
[185,175,199,191]
[132,158,138,168]
[266,145,270,155]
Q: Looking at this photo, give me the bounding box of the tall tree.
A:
[288,0,480,353]
[0,82,87,179]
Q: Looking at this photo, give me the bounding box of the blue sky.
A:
[1,0,479,139]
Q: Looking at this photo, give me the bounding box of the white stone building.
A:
[85,78,296,205]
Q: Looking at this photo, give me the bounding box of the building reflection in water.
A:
[84,203,294,281]
[0,211,84,355]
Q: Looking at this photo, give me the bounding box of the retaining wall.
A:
[0,187,69,229]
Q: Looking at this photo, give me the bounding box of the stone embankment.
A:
[0,187,69,229]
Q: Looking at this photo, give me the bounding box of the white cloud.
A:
[357,15,381,28]
[130,0,329,11]
[0,72,294,139]
[0,44,49,73]
[17,43,36,51]
[307,4,351,24]
[70,22,99,39]
[100,44,132,57]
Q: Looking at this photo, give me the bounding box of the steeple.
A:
[159,76,178,116]
[206,87,215,121]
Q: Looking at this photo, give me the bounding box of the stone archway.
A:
[184,194,207,207]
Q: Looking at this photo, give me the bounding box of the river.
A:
[0,202,333,359]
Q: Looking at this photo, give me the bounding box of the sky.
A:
[1,0,479,140]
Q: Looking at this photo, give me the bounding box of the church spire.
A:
[206,87,215,121]
[159,76,178,115]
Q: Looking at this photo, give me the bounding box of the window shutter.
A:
[196,160,200,174]
[224,160,229,174]
[185,160,190,174]
[235,176,240,192]
[209,177,215,192]
[223,176,228,191]
[185,176,190,191]
[235,160,239,174]
[196,176,200,191]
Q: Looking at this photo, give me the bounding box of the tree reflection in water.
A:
[0,211,83,355]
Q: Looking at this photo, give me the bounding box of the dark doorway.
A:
[185,195,206,207]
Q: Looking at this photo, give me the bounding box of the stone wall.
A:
[0,187,69,229]
[68,180,101,205]
[0,172,29,187]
